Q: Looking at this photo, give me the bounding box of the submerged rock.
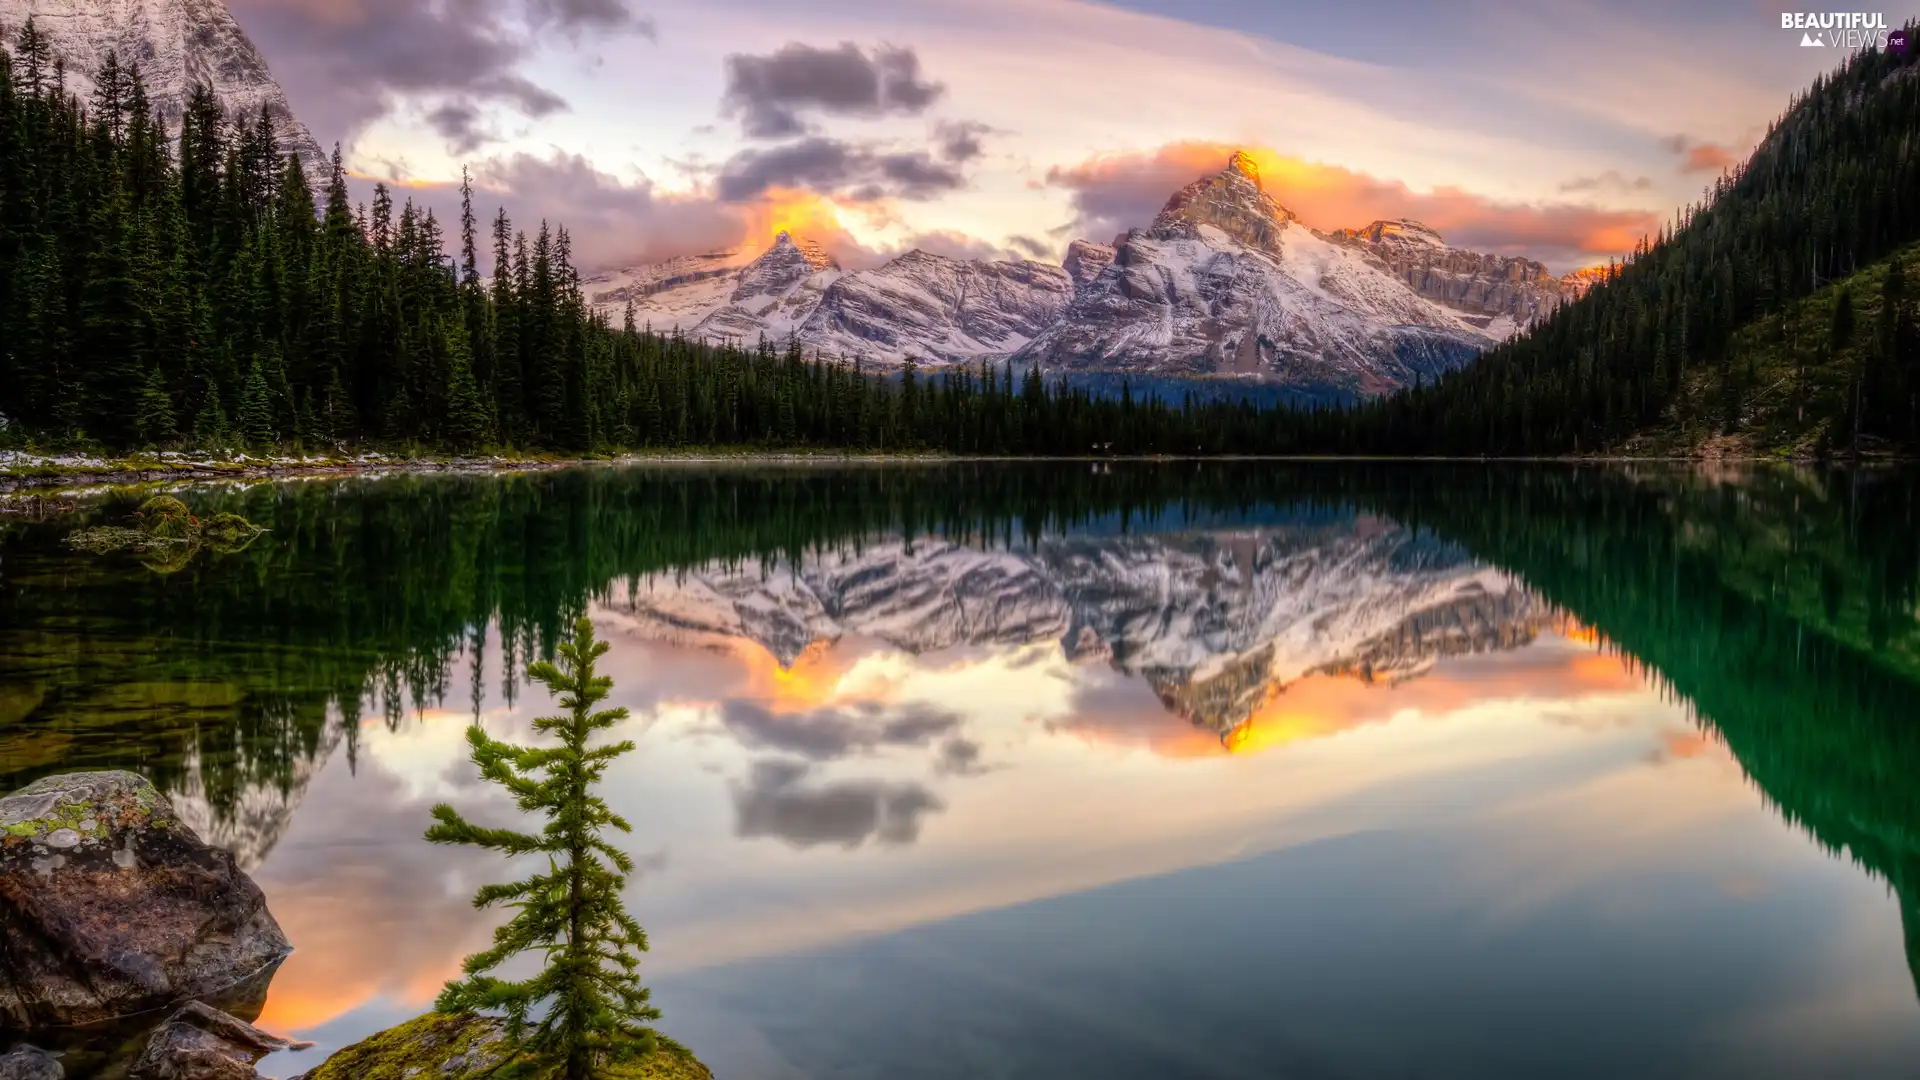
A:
[0,772,292,1029]
[0,1047,62,1080]
[127,1003,306,1080]
[294,1013,713,1080]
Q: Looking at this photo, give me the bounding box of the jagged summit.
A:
[729,231,840,305]
[1151,153,1300,257]
[767,230,839,272]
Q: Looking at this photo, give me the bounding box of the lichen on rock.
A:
[0,769,172,841]
[293,1013,713,1080]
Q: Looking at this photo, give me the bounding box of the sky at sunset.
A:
[223,0,1863,273]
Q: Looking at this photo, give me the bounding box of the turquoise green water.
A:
[2,463,1918,1079]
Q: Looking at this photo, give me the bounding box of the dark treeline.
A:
[1336,32,1920,456]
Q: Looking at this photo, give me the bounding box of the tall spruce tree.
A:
[427,617,661,1080]
[238,357,275,446]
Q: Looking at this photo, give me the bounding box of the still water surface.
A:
[2,463,1918,1079]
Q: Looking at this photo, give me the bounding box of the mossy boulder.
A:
[0,772,292,1029]
[294,1013,712,1080]
[137,497,196,541]
[66,499,264,570]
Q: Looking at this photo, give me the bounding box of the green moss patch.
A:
[297,1014,712,1080]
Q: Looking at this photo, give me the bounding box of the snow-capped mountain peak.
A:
[729,231,840,303]
[1150,152,1301,258]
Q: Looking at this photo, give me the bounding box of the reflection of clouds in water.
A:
[733,759,945,849]
[718,699,963,761]
[357,709,493,802]
[934,737,989,776]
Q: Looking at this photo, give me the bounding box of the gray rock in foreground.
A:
[0,1046,62,1080]
[128,1002,305,1080]
[0,772,292,1029]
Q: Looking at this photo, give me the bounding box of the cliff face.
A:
[1327,219,1581,337]
[0,0,329,187]
[1062,239,1117,291]
[1326,219,1624,338]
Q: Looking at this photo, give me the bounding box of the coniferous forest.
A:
[0,19,1916,458]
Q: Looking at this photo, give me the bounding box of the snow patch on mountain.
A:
[587,234,1073,365]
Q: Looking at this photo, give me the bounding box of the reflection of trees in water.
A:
[1,464,1917,991]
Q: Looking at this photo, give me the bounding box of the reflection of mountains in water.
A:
[607,520,1553,739]
[166,723,342,873]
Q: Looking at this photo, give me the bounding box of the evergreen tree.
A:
[134,366,176,446]
[441,315,493,452]
[427,618,662,1080]
[238,357,275,446]
[193,375,228,446]
[320,365,356,443]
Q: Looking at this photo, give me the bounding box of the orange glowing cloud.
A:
[1682,145,1735,174]
[739,186,851,249]
[1048,141,1662,271]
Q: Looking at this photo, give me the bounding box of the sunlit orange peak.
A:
[1226,150,1261,184]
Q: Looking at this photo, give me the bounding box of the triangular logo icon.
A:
[1801,31,1825,46]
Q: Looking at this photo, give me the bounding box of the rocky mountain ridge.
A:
[591,153,1603,397]
[585,232,1074,365]
[1326,218,1597,335]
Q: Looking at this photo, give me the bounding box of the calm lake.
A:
[3,462,1919,1080]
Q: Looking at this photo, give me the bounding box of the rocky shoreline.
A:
[0,772,710,1080]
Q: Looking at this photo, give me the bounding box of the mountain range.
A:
[589,152,1598,396]
[4,0,1599,398]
